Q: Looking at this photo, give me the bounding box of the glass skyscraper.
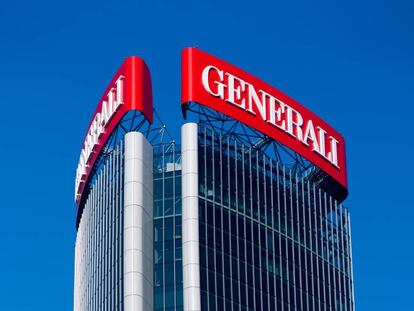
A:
[74,122,354,311]
[73,49,354,311]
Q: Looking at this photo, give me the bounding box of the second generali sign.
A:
[181,47,347,191]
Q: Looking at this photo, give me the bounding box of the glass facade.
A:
[197,126,354,311]
[74,141,124,311]
[153,143,184,311]
[75,125,354,311]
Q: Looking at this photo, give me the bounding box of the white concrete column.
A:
[181,123,201,311]
[124,132,153,311]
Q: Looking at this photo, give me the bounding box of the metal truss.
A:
[183,102,317,177]
[183,102,347,201]
[80,109,174,208]
[153,139,181,171]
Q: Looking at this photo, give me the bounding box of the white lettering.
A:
[285,106,304,142]
[247,84,267,120]
[225,73,246,109]
[317,126,327,160]
[75,75,125,200]
[116,76,124,106]
[202,65,225,99]
[302,120,319,153]
[327,136,339,168]
[267,97,286,131]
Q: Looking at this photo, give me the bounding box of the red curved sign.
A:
[181,47,347,191]
[75,56,153,205]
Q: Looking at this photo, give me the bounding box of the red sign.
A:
[75,56,153,204]
[182,47,347,191]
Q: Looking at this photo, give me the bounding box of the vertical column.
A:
[73,221,80,311]
[124,132,154,311]
[348,213,355,311]
[182,123,201,311]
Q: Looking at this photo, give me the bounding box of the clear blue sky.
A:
[0,1,412,310]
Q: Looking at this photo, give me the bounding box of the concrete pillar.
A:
[181,123,201,311]
[124,132,153,311]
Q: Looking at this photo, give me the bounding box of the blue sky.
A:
[0,0,413,310]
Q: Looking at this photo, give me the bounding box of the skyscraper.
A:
[73,48,354,311]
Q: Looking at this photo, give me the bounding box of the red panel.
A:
[182,47,347,191]
[75,56,153,205]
